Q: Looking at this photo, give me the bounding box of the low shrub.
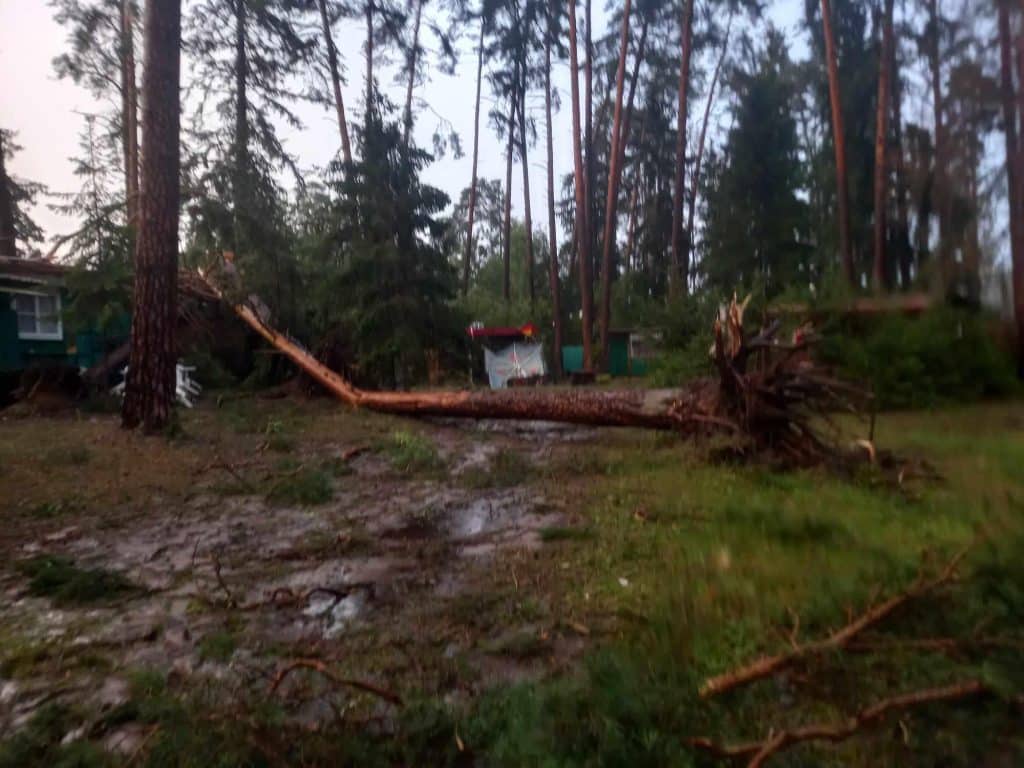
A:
[818,308,1017,409]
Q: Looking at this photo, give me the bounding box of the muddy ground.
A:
[0,397,614,752]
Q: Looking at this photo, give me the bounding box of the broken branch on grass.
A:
[690,679,989,768]
[268,658,403,706]
[700,544,973,698]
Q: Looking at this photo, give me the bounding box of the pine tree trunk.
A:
[502,73,517,303]
[624,181,639,273]
[568,0,593,370]
[583,0,594,288]
[670,0,695,296]
[890,19,911,291]
[545,0,562,377]
[0,134,16,258]
[519,71,536,308]
[122,0,181,432]
[1007,13,1024,380]
[687,16,730,284]
[597,0,632,365]
[403,0,423,147]
[120,0,140,232]
[617,19,647,167]
[232,0,249,250]
[872,0,894,293]
[463,20,485,296]
[318,0,352,165]
[927,0,946,278]
[366,0,375,112]
[821,0,854,287]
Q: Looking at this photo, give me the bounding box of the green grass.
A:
[265,462,334,506]
[198,630,236,663]
[43,446,91,466]
[16,555,140,605]
[379,430,442,473]
[2,401,1022,766]
[539,525,595,542]
[452,402,1024,766]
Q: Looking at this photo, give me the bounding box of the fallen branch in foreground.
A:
[268,658,403,706]
[700,544,971,698]
[190,267,876,467]
[690,679,989,768]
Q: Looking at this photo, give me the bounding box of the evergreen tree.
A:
[702,28,810,297]
[326,103,461,387]
[51,0,140,227]
[184,0,314,328]
[0,130,46,258]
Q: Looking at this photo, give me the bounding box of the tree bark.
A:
[890,15,911,290]
[365,0,375,113]
[567,0,593,369]
[617,18,647,169]
[624,181,639,274]
[519,65,536,308]
[232,0,249,250]
[120,0,140,232]
[1011,8,1019,376]
[872,0,894,293]
[0,134,16,258]
[545,0,563,377]
[214,279,690,428]
[402,0,424,147]
[670,0,695,296]
[122,0,181,432]
[927,0,947,277]
[597,0,633,365]
[463,19,486,296]
[317,0,353,165]
[821,0,854,286]
[687,16,731,286]
[583,0,594,288]
[502,67,517,303]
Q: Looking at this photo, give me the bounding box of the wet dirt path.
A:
[0,406,600,744]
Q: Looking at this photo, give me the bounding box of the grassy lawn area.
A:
[0,398,1021,766]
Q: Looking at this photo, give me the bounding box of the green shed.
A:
[0,256,71,373]
[562,329,655,377]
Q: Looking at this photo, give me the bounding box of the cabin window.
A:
[11,292,62,341]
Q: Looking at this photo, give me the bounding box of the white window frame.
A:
[9,289,63,342]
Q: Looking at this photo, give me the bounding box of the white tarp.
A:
[483,342,546,389]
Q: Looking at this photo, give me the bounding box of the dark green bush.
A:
[818,308,1017,409]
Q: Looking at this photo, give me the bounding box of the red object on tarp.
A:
[467,323,537,339]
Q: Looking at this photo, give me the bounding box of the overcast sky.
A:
[1,0,805,252]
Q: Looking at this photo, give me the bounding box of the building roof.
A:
[467,323,538,340]
[0,256,69,287]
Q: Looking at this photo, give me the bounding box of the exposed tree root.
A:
[700,544,972,698]
[690,679,990,767]
[268,658,403,706]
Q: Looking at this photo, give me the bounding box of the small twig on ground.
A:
[197,458,260,491]
[211,550,237,608]
[268,658,403,706]
[341,445,370,462]
[690,679,990,767]
[700,543,974,698]
[124,725,161,767]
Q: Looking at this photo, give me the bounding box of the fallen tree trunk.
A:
[223,284,703,430]
[193,268,870,465]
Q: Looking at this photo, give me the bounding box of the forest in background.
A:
[1,0,1023,398]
